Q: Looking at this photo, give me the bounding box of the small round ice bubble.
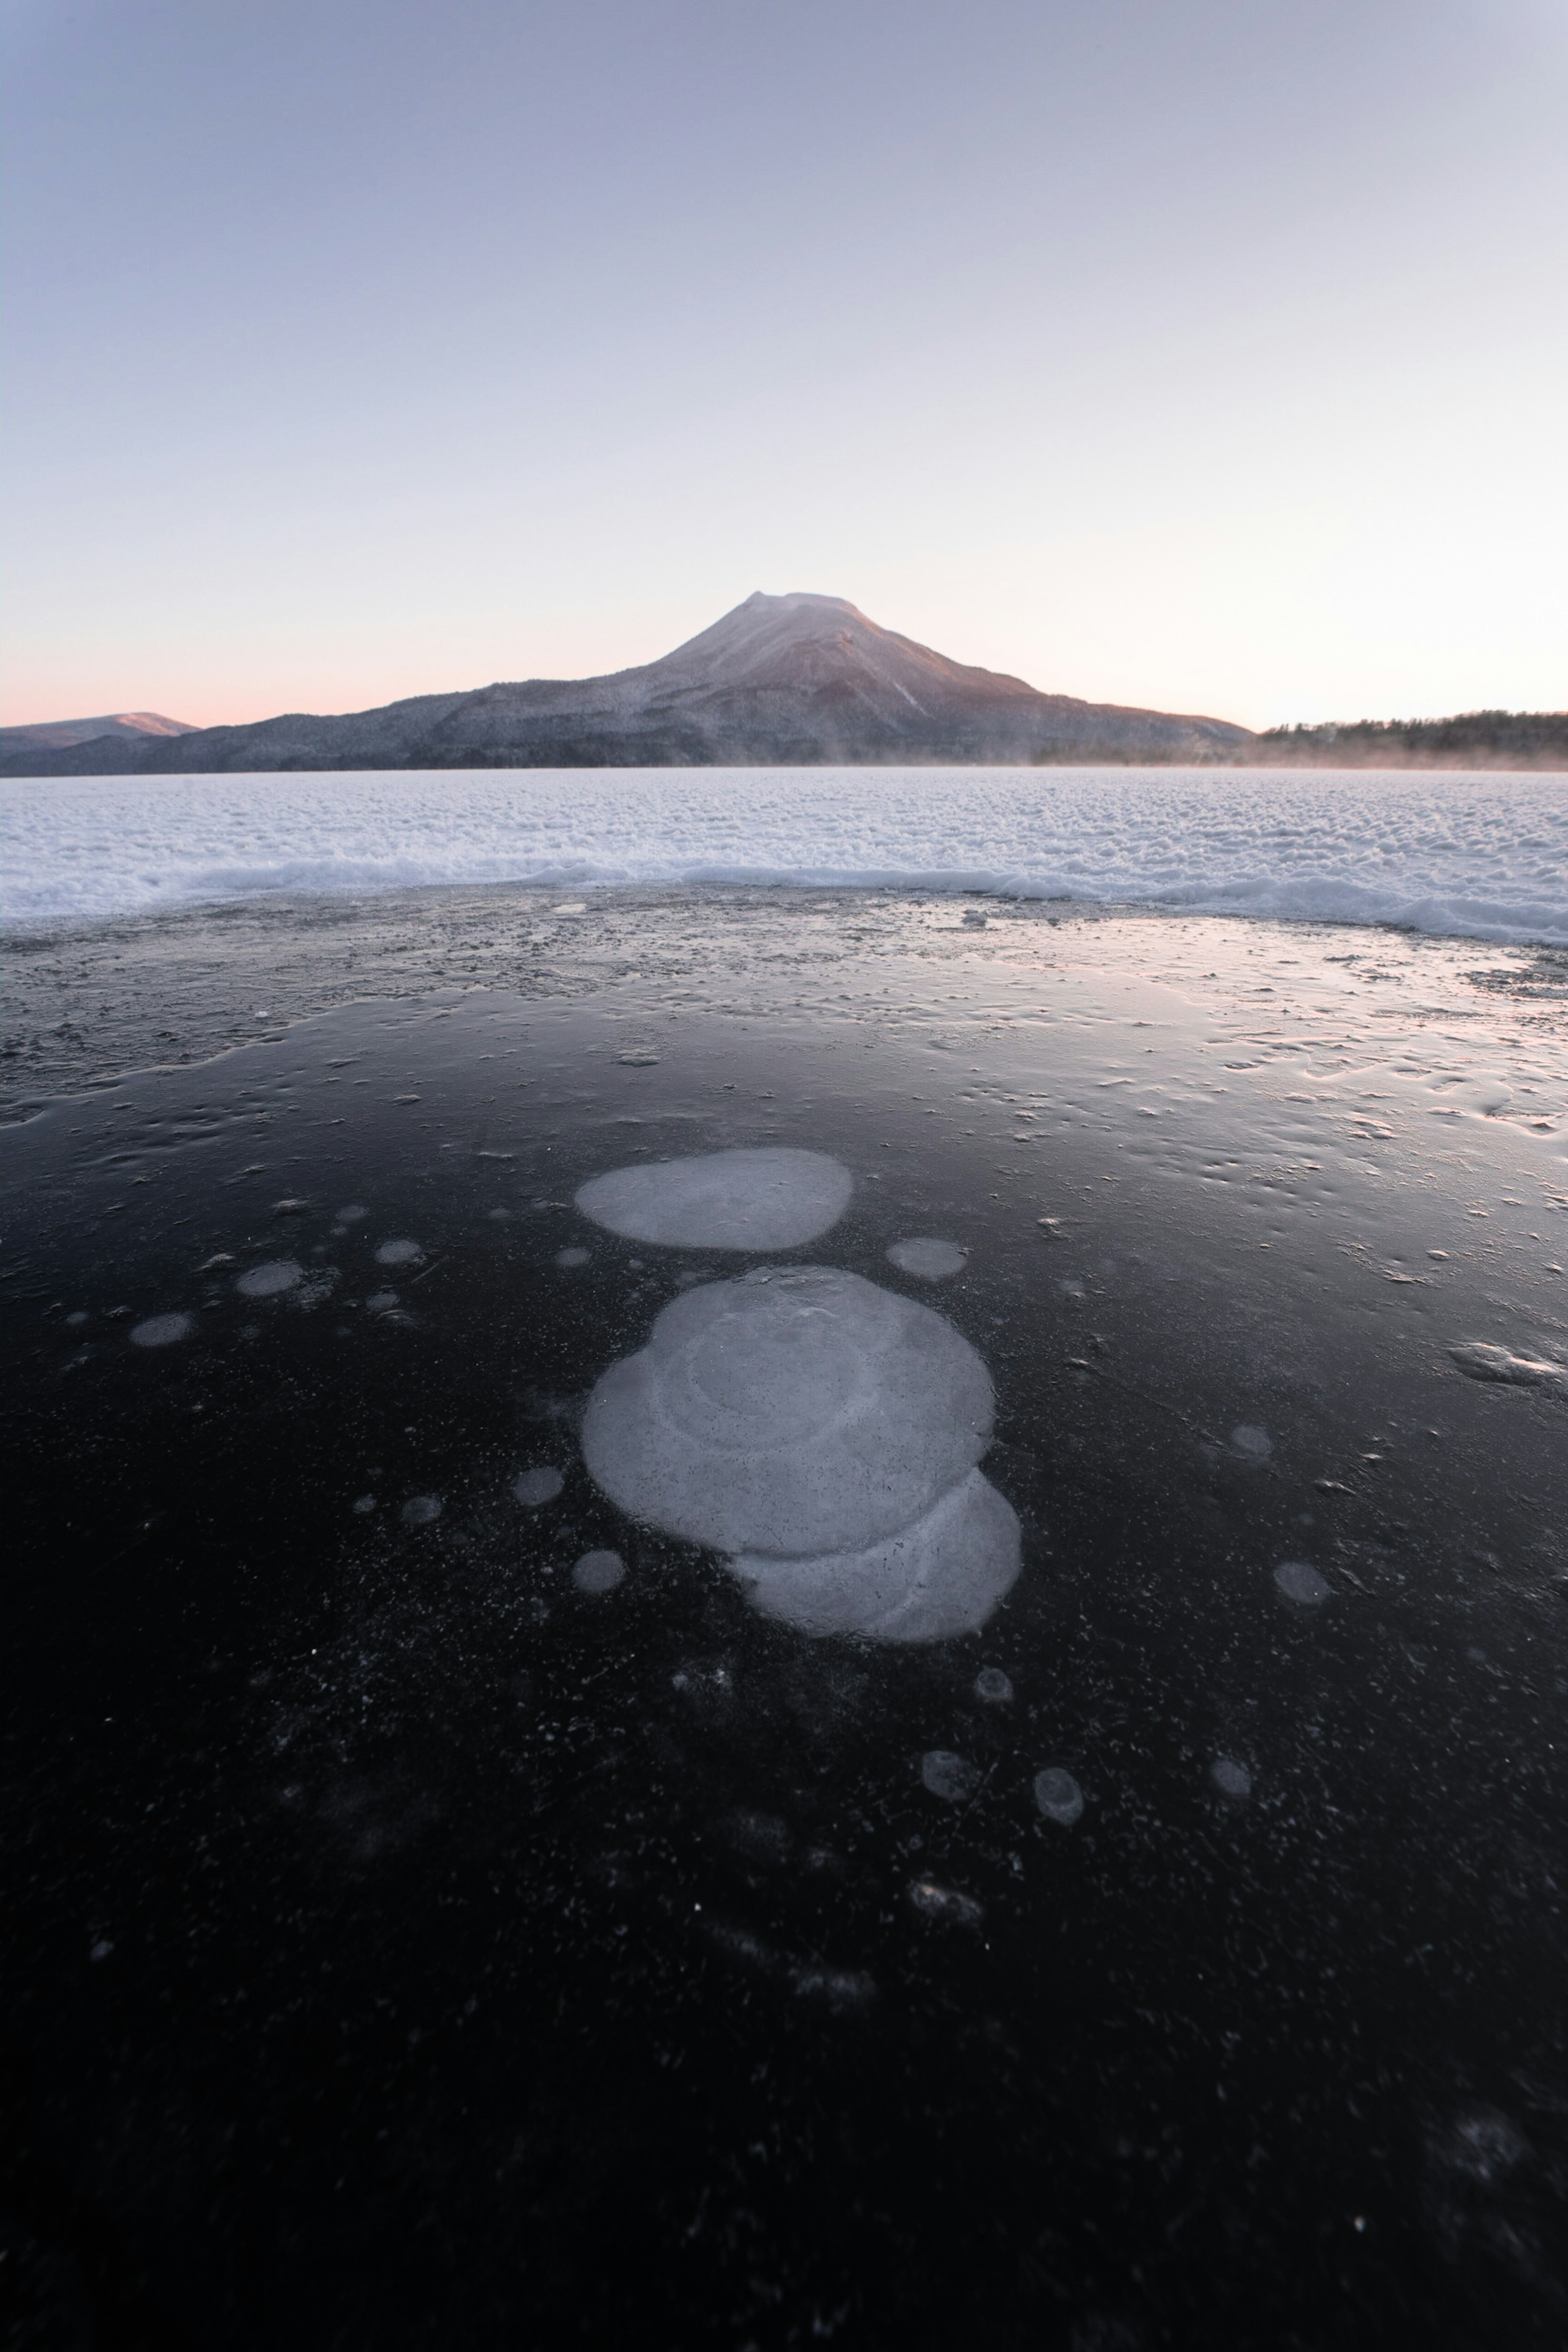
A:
[555,1247,590,1270]
[920,1750,980,1803]
[974,1667,1014,1704]
[514,1467,564,1506]
[1033,1767,1084,1826]
[336,1206,367,1224]
[375,1240,421,1268]
[1211,1756,1252,1799]
[236,1260,303,1299]
[887,1237,967,1281]
[575,1147,853,1252]
[1232,1424,1273,1459]
[401,1494,442,1527]
[1274,1560,1330,1606]
[129,1311,194,1348]
[572,1548,626,1594]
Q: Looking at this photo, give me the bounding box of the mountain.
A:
[0,594,1253,775]
[0,710,195,757]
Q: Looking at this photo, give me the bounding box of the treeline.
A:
[1252,709,1567,769]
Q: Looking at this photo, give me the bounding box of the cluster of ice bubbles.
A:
[574,1148,1020,1643]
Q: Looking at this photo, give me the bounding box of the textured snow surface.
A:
[4,767,1564,944]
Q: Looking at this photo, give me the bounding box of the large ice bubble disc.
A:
[581,1267,993,1557]
[731,1471,1020,1643]
[575,1148,853,1251]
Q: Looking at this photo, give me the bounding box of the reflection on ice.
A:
[575,1146,853,1251]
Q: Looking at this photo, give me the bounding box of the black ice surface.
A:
[3,924,1565,2350]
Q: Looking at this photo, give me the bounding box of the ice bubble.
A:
[887,1237,968,1281]
[1232,1423,1273,1458]
[352,1494,377,1514]
[974,1666,1014,1703]
[1060,1277,1085,1298]
[366,1290,399,1311]
[555,1246,591,1269]
[514,1467,564,1506]
[1033,1767,1084,1826]
[573,1548,626,1593]
[920,1750,980,1803]
[336,1205,367,1223]
[66,1310,89,1326]
[908,1877,983,1924]
[375,1240,422,1268]
[401,1495,442,1527]
[236,1260,303,1298]
[1274,1559,1330,1605]
[731,1470,1019,1643]
[575,1147,853,1252]
[583,1266,994,1559]
[1211,1756,1252,1799]
[129,1311,194,1348]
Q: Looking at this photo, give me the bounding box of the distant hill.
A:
[0,595,1252,775]
[1254,711,1568,770]
[0,711,195,756]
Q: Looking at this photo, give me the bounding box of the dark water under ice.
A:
[3,967,1565,2349]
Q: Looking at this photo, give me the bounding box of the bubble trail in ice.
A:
[236,1261,303,1298]
[575,1147,853,1251]
[513,1467,564,1506]
[1212,1757,1252,1799]
[401,1495,442,1526]
[887,1237,968,1280]
[572,1549,626,1593]
[375,1240,421,1268]
[1033,1767,1084,1825]
[129,1311,194,1348]
[921,1751,980,1803]
[1274,1560,1331,1605]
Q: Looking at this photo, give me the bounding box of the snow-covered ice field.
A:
[3,765,1563,945]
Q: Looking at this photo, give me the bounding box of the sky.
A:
[2,0,1565,732]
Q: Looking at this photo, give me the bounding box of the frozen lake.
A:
[4,901,1565,2345]
[4,763,1565,943]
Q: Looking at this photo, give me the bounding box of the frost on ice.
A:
[579,1264,1018,1642]
[575,1147,853,1251]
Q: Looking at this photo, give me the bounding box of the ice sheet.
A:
[3,766,1564,943]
